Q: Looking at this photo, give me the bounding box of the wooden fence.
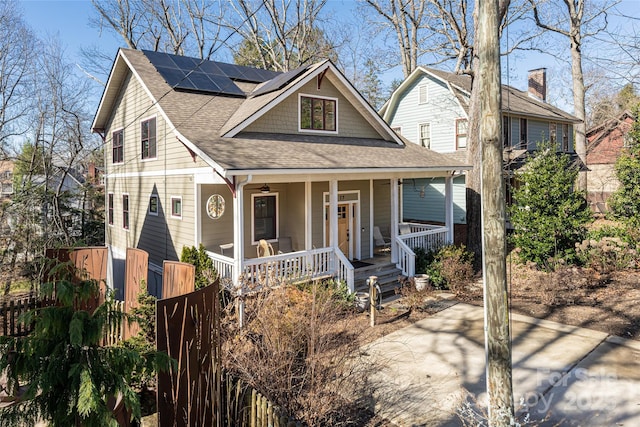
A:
[0,294,40,337]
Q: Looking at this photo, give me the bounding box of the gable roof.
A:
[586,109,635,154]
[380,66,580,124]
[92,49,470,177]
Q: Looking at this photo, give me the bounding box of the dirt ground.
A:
[351,263,640,346]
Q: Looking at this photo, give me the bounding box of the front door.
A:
[325,195,360,260]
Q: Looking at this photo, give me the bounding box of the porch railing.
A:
[206,251,235,282]
[396,224,450,277]
[334,248,355,293]
[241,247,342,289]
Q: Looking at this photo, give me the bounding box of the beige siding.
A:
[105,175,196,267]
[246,79,381,139]
[311,182,330,248]
[373,179,392,237]
[200,184,235,253]
[282,182,306,253]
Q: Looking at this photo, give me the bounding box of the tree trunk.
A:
[571,36,587,191]
[477,0,514,424]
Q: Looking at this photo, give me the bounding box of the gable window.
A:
[503,116,511,148]
[149,194,159,216]
[141,117,157,160]
[300,95,336,132]
[519,118,528,149]
[171,196,182,219]
[562,124,570,151]
[122,194,129,230]
[549,122,558,144]
[108,193,114,226]
[419,84,428,104]
[252,193,278,243]
[455,119,468,150]
[419,123,431,148]
[112,129,123,164]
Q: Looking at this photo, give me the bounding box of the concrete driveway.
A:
[355,302,640,426]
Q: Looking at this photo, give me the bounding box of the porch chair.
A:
[257,239,275,257]
[373,226,391,252]
[277,236,294,254]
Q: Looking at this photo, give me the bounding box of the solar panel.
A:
[251,65,310,97]
[142,50,281,97]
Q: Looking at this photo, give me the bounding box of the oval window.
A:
[206,194,225,219]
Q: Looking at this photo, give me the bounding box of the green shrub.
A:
[508,141,592,270]
[416,244,474,292]
[609,106,640,227]
[180,244,217,289]
[576,225,639,272]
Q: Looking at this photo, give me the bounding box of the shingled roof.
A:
[92,49,470,177]
[381,66,580,124]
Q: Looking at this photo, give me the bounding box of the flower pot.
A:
[354,292,370,312]
[414,274,430,291]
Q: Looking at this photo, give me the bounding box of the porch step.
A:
[353,262,404,301]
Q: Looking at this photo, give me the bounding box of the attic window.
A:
[419,84,428,104]
[112,129,123,164]
[300,95,337,132]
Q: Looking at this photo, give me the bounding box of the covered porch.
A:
[196,173,457,293]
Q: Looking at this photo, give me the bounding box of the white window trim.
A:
[298,93,339,134]
[170,196,182,219]
[149,194,159,216]
[140,115,158,162]
[418,122,431,149]
[455,118,468,150]
[107,192,115,227]
[122,193,130,232]
[112,127,124,164]
[251,192,279,244]
[418,84,428,104]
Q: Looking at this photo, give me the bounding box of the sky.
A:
[19,0,640,114]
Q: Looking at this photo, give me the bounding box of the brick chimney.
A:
[528,68,547,102]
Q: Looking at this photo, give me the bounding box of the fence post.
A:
[368,276,378,327]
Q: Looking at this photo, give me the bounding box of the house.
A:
[379,67,581,237]
[91,49,470,297]
[0,161,13,199]
[586,110,635,213]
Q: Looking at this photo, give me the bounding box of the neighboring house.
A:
[379,67,581,237]
[586,110,635,213]
[91,49,469,296]
[0,161,13,199]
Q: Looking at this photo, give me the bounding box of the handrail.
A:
[205,251,235,281]
[396,238,415,277]
[334,248,355,293]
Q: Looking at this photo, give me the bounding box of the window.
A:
[549,122,558,144]
[112,129,123,163]
[419,123,431,148]
[300,95,336,132]
[519,118,528,149]
[206,194,225,219]
[419,84,428,104]
[108,193,114,225]
[149,194,159,216]
[252,193,278,242]
[122,194,129,230]
[503,116,511,148]
[455,119,468,150]
[562,124,570,151]
[141,117,157,159]
[171,197,182,218]
[1,182,12,194]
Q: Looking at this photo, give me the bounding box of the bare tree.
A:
[0,2,36,155]
[90,0,229,59]
[529,0,620,190]
[228,0,333,72]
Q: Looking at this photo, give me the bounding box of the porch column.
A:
[390,178,399,263]
[305,180,312,250]
[445,175,454,244]
[329,179,338,249]
[233,184,244,285]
